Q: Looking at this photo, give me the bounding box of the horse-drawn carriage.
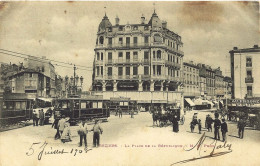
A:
[151,105,182,127]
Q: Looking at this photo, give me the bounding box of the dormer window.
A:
[119,26,123,31]
[144,26,149,30]
[99,36,104,44]
[133,26,138,30]
[108,27,112,32]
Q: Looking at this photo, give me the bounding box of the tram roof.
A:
[58,96,104,101]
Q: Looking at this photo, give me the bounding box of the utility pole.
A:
[73,64,76,95]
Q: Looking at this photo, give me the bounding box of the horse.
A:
[152,111,159,127]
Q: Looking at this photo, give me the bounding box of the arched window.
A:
[99,36,104,45]
[157,50,161,59]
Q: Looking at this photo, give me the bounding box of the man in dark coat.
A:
[118,107,122,118]
[39,109,45,126]
[221,118,228,142]
[52,118,60,139]
[238,117,246,139]
[172,114,179,132]
[214,113,221,140]
[207,115,213,132]
[91,119,103,147]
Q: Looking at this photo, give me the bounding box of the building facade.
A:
[197,64,215,99]
[214,67,225,99]
[92,11,184,106]
[183,61,200,98]
[230,45,260,99]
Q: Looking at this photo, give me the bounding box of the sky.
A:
[0,1,259,90]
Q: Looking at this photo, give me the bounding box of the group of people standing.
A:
[190,112,228,142]
[115,107,135,119]
[52,116,103,148]
[32,109,45,126]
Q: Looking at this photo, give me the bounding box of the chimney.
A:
[162,21,167,28]
[115,15,120,26]
[253,44,258,48]
[233,47,238,50]
[141,14,145,24]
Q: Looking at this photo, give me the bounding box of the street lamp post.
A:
[64,65,84,97]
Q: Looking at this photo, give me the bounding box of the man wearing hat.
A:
[214,112,221,140]
[77,119,88,147]
[91,119,103,147]
[58,115,66,136]
[221,118,228,142]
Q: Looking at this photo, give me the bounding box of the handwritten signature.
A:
[26,141,92,160]
[171,132,232,165]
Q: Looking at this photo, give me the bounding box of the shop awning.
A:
[194,98,208,105]
[185,98,195,107]
[37,98,53,102]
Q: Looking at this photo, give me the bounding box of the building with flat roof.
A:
[230,45,260,99]
[183,61,200,98]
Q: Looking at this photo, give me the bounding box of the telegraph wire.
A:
[0,48,93,69]
[0,51,93,71]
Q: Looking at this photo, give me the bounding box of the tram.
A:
[54,96,110,124]
[0,98,34,126]
[108,97,137,114]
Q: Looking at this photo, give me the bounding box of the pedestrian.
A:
[58,115,66,136]
[115,106,118,116]
[131,108,134,118]
[190,121,195,133]
[39,109,45,126]
[91,119,103,147]
[172,115,179,132]
[77,119,88,147]
[214,113,221,140]
[221,118,228,142]
[52,118,60,139]
[207,114,213,132]
[198,119,202,134]
[238,117,246,139]
[61,122,72,143]
[32,110,39,126]
[119,107,122,118]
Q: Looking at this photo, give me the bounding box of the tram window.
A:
[60,101,69,109]
[15,102,21,110]
[8,102,14,109]
[74,101,79,109]
[21,102,26,109]
[98,102,102,108]
[86,102,91,108]
[124,102,128,106]
[81,102,86,109]
[119,102,124,106]
[93,102,98,108]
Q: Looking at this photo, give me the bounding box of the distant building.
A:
[92,11,184,107]
[197,64,216,100]
[1,57,57,98]
[214,67,225,99]
[183,61,200,98]
[230,45,260,99]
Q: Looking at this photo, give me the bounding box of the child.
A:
[61,122,72,143]
[198,119,202,134]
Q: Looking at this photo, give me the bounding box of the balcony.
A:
[105,59,149,65]
[246,62,252,67]
[97,43,150,49]
[95,60,103,65]
[165,61,181,69]
[166,76,180,82]
[152,58,165,64]
[245,77,254,83]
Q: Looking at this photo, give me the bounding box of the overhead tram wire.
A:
[0,48,93,69]
[0,51,93,71]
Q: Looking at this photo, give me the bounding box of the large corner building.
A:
[92,11,184,106]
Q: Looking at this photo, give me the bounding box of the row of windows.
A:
[98,66,148,76]
[183,66,198,73]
